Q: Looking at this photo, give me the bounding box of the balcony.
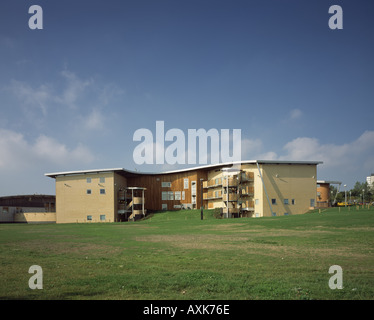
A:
[203,190,222,200]
[240,186,254,196]
[240,200,254,210]
[203,178,222,189]
[222,178,238,187]
[222,194,239,201]
[241,171,254,182]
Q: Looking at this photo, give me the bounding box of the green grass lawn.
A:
[0,207,373,300]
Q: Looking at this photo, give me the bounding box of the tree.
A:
[350,181,373,203]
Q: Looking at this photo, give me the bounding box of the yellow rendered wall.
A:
[241,164,262,217]
[260,164,317,217]
[14,212,56,223]
[56,172,118,223]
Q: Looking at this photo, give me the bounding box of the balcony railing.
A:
[203,191,222,199]
[240,186,254,196]
[240,171,254,182]
[222,178,238,187]
[203,178,222,188]
[222,194,239,201]
[240,200,254,209]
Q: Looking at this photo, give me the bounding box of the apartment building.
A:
[45,160,321,223]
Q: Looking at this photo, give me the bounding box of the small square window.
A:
[100,215,106,221]
[284,199,289,205]
[272,212,277,216]
[86,178,91,183]
[162,182,171,188]
[292,199,295,205]
[100,189,106,194]
[87,189,92,195]
[272,199,277,205]
[87,215,92,221]
[100,177,105,183]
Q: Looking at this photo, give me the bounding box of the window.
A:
[162,192,168,201]
[87,189,92,195]
[100,215,106,221]
[272,212,277,216]
[284,199,289,205]
[86,178,91,183]
[162,182,171,188]
[292,199,295,205]
[168,191,174,200]
[100,177,105,183]
[272,198,277,205]
[215,178,219,185]
[284,212,289,216]
[162,204,167,210]
[2,207,9,214]
[310,199,315,207]
[215,190,219,198]
[184,178,189,189]
[182,191,185,200]
[175,191,181,201]
[87,215,92,221]
[255,199,259,205]
[100,189,106,194]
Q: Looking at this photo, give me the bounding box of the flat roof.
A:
[45,160,322,179]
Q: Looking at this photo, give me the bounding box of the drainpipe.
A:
[256,161,274,216]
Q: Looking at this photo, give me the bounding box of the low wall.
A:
[14,212,56,223]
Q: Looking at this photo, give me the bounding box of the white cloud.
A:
[0,128,95,170]
[6,80,53,116]
[83,108,105,131]
[289,108,302,120]
[241,138,278,160]
[56,70,93,109]
[240,131,374,185]
[279,131,374,169]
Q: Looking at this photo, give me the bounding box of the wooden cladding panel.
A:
[127,170,208,211]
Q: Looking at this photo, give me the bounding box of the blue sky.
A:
[0,0,373,195]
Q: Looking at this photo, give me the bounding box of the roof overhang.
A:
[45,160,323,179]
[317,180,342,185]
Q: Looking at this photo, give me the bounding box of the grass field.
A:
[0,207,373,300]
